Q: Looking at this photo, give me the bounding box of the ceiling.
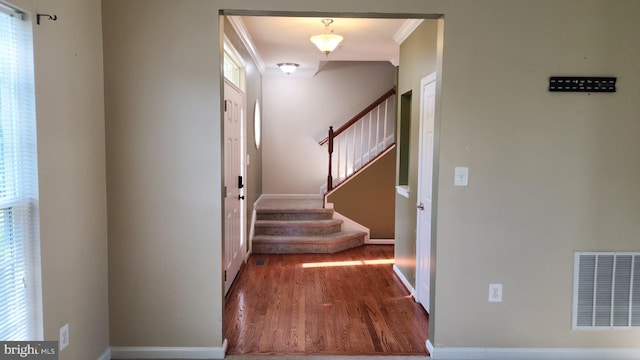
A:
[228,16,424,77]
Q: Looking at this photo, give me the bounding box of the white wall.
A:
[11,0,110,359]
[262,61,396,194]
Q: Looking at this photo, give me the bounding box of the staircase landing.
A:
[252,197,366,254]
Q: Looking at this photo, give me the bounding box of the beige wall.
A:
[433,1,640,348]
[395,20,439,290]
[262,61,396,194]
[103,0,223,347]
[327,147,396,239]
[11,0,110,359]
[101,0,640,355]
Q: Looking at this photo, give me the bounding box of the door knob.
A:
[417,203,424,210]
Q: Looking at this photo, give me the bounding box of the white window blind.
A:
[0,1,42,341]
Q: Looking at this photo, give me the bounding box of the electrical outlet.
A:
[489,283,503,302]
[59,323,69,351]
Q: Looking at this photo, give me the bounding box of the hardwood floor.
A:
[224,245,429,355]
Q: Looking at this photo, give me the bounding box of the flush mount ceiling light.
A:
[277,63,299,75]
[310,19,343,56]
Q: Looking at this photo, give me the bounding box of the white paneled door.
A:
[416,73,436,313]
[224,80,246,295]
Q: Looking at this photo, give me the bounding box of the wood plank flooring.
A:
[224,245,429,355]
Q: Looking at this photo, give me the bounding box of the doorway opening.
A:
[221,10,444,355]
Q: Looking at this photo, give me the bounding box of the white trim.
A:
[396,185,410,198]
[223,35,246,68]
[97,348,111,360]
[428,346,640,360]
[393,264,416,298]
[414,72,437,314]
[368,238,395,245]
[393,19,424,45]
[0,1,25,19]
[330,209,370,242]
[226,16,265,74]
[110,341,228,359]
[246,206,257,262]
[426,339,435,356]
[223,39,247,93]
[423,71,437,84]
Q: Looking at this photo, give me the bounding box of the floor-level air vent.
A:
[255,258,266,266]
[573,252,640,329]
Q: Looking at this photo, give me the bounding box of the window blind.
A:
[0,2,42,341]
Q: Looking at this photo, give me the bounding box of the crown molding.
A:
[227,16,266,74]
[393,19,424,45]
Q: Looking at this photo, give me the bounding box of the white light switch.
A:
[489,283,503,302]
[454,167,469,186]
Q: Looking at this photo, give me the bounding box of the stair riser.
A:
[253,235,365,254]
[257,212,333,221]
[255,223,341,236]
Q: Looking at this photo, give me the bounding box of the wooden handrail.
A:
[319,87,396,146]
[327,126,334,191]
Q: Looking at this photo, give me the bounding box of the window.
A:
[0,2,42,341]
[223,36,245,91]
[398,91,412,187]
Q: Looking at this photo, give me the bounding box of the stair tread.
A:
[257,208,332,214]
[253,231,366,243]
[255,219,342,226]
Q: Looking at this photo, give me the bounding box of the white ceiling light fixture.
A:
[310,19,343,56]
[277,63,299,75]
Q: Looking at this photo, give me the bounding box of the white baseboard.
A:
[97,347,111,360]
[428,345,640,360]
[331,209,370,241]
[368,238,395,245]
[427,339,434,356]
[247,207,257,261]
[393,264,416,298]
[110,339,228,359]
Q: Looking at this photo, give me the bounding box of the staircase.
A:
[320,87,396,192]
[252,197,367,254]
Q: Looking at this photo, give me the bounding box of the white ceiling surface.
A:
[232,16,422,77]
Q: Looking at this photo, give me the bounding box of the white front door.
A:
[224,80,246,295]
[416,73,436,313]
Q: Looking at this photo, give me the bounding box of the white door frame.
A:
[223,39,247,294]
[416,72,437,313]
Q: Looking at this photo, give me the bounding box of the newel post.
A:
[327,126,334,191]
